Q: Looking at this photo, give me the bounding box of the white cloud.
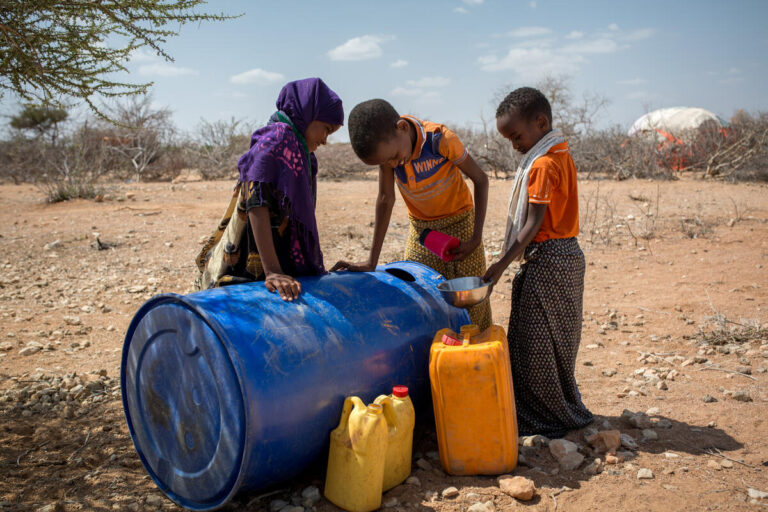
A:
[129,49,158,63]
[625,28,655,41]
[530,1,537,7]
[453,6,468,13]
[390,59,408,68]
[463,0,484,4]
[506,26,552,38]
[479,47,583,81]
[565,30,584,40]
[563,38,619,54]
[138,63,198,77]
[406,76,451,88]
[391,87,441,101]
[618,78,647,86]
[608,23,620,31]
[327,35,392,61]
[229,68,285,85]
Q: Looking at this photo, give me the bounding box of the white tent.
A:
[628,107,728,138]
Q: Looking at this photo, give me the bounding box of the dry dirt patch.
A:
[0,178,766,511]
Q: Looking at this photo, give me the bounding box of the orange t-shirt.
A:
[393,116,474,221]
[527,141,579,243]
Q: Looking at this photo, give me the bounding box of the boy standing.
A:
[332,99,492,329]
[483,87,592,437]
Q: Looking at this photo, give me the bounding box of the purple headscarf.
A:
[237,78,343,277]
[276,77,344,135]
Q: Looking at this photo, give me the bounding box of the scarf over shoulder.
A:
[236,78,343,276]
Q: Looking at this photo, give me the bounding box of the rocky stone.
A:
[441,486,459,498]
[549,438,579,460]
[19,342,43,356]
[406,476,421,486]
[702,394,718,403]
[605,454,620,465]
[641,429,658,442]
[720,459,733,468]
[655,419,673,429]
[468,501,495,512]
[583,458,603,475]
[522,434,549,447]
[145,495,166,507]
[300,486,320,504]
[382,496,398,508]
[707,460,722,470]
[269,500,288,512]
[656,380,668,390]
[748,488,768,499]
[637,468,654,479]
[619,433,639,451]
[0,341,12,351]
[585,430,621,454]
[646,407,660,415]
[416,458,432,471]
[498,475,536,501]
[726,390,752,402]
[44,240,62,251]
[559,451,585,471]
[602,368,617,377]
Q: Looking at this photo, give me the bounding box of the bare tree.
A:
[190,117,252,179]
[104,95,173,182]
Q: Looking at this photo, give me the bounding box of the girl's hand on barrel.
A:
[265,272,301,301]
[330,260,376,272]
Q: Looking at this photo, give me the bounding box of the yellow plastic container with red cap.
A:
[428,324,518,475]
[324,397,388,512]
[374,385,415,491]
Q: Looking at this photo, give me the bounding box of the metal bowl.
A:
[436,276,492,308]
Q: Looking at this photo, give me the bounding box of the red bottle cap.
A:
[392,385,409,398]
[441,334,462,346]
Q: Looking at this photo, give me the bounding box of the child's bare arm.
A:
[331,166,396,272]
[449,155,489,261]
[248,207,301,301]
[482,203,547,286]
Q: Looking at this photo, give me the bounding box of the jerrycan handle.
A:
[336,396,366,429]
[374,395,398,427]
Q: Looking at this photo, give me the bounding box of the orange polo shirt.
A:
[393,116,474,221]
[527,141,579,243]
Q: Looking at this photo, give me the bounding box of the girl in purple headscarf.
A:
[195,78,344,300]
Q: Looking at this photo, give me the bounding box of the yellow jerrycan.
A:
[374,385,416,491]
[428,324,518,475]
[324,397,388,512]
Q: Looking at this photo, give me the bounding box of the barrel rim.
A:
[121,293,249,511]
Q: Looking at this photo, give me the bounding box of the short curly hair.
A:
[495,87,552,124]
[348,99,400,160]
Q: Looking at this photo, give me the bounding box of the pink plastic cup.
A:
[419,229,460,262]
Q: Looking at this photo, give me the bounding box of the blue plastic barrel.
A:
[121,261,469,510]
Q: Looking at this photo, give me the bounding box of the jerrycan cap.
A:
[392,385,409,398]
[441,334,462,346]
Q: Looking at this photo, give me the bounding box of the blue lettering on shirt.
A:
[395,131,447,184]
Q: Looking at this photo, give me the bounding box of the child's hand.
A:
[447,238,480,262]
[330,260,376,273]
[265,272,302,301]
[482,260,507,288]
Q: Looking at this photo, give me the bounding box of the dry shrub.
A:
[187,118,253,180]
[315,143,376,180]
[37,120,113,202]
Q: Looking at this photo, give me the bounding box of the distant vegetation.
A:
[0,78,766,202]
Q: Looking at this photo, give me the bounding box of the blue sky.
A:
[7,1,768,141]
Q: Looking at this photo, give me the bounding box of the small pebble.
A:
[637,468,654,479]
[442,486,459,498]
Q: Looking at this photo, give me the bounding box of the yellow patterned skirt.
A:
[405,210,492,330]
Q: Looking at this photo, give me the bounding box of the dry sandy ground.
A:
[0,177,766,512]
